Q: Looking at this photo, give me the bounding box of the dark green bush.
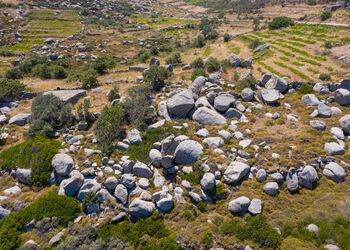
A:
[319,73,331,81]
[320,10,332,21]
[165,52,182,65]
[29,94,73,137]
[192,34,206,48]
[4,68,23,79]
[81,69,99,89]
[223,33,231,42]
[95,105,124,154]
[108,86,120,102]
[98,212,178,249]
[19,55,48,74]
[191,68,206,81]
[143,65,171,91]
[234,76,256,92]
[150,47,159,56]
[85,57,115,75]
[268,16,294,30]
[0,137,60,187]
[0,49,15,57]
[51,65,67,79]
[138,49,151,63]
[204,57,220,73]
[191,58,204,69]
[220,216,282,249]
[0,78,25,101]
[297,84,314,95]
[32,64,51,79]
[0,191,80,250]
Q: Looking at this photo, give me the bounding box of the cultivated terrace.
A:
[0,0,350,249]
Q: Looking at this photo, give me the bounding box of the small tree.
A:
[223,33,231,43]
[191,58,204,69]
[205,57,221,73]
[77,99,92,122]
[165,52,182,65]
[320,10,332,21]
[51,65,67,79]
[95,105,124,154]
[81,69,99,89]
[268,16,294,30]
[108,86,120,102]
[5,68,23,79]
[0,78,25,101]
[32,64,51,79]
[29,94,72,136]
[143,65,171,91]
[192,34,206,48]
[85,57,115,75]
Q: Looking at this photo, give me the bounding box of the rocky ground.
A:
[0,0,350,250]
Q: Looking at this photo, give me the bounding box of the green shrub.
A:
[307,0,317,5]
[223,33,231,42]
[29,94,73,137]
[159,44,173,53]
[165,52,182,65]
[85,57,115,75]
[19,55,48,74]
[191,58,204,69]
[138,49,151,62]
[95,105,124,154]
[143,65,171,91]
[201,232,213,246]
[51,65,67,79]
[150,47,159,56]
[179,166,204,185]
[192,34,206,48]
[268,16,294,30]
[324,41,332,49]
[0,49,15,57]
[0,78,25,101]
[108,86,120,102]
[319,73,331,81]
[220,216,282,249]
[0,191,80,250]
[32,64,52,79]
[191,68,206,81]
[320,10,332,21]
[204,57,220,73]
[98,212,178,249]
[4,68,23,79]
[0,137,60,187]
[234,76,256,92]
[81,69,99,89]
[297,84,314,95]
[249,39,264,50]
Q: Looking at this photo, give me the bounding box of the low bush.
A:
[249,39,264,50]
[51,65,67,79]
[192,68,206,81]
[81,69,99,89]
[319,73,331,81]
[192,34,206,48]
[143,65,171,91]
[234,76,256,92]
[29,94,73,137]
[32,64,52,79]
[18,55,48,74]
[0,78,25,101]
[268,16,294,30]
[108,86,120,102]
[0,137,60,187]
[165,52,182,65]
[98,212,179,249]
[95,105,124,154]
[220,216,282,249]
[191,58,204,69]
[4,68,23,79]
[320,10,332,21]
[223,33,231,42]
[204,57,220,73]
[0,191,80,250]
[85,57,115,75]
[297,83,314,95]
[138,49,151,62]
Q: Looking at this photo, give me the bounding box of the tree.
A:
[143,65,171,91]
[81,69,99,89]
[0,78,25,101]
[268,16,294,30]
[4,68,23,79]
[51,65,67,79]
[95,105,124,154]
[29,94,72,136]
[32,64,51,79]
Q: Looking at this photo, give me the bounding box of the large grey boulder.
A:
[214,93,236,112]
[260,88,281,104]
[265,75,288,93]
[200,173,216,191]
[149,149,162,167]
[302,94,320,106]
[9,113,31,126]
[241,88,255,102]
[324,142,345,155]
[127,129,142,145]
[156,196,174,213]
[228,196,250,214]
[121,174,136,188]
[114,184,128,205]
[0,206,10,221]
[77,179,101,201]
[192,107,227,125]
[310,120,326,131]
[263,182,279,196]
[203,137,224,148]
[248,198,262,215]
[43,90,86,104]
[133,162,153,179]
[228,54,241,67]
[318,103,332,118]
[339,114,350,134]
[286,170,299,192]
[12,168,31,185]
[52,154,75,177]
[299,165,318,189]
[256,169,267,183]
[323,162,346,183]
[224,161,250,184]
[59,170,84,196]
[174,140,203,165]
[129,198,155,219]
[335,88,350,106]
[166,90,194,118]
[104,176,119,190]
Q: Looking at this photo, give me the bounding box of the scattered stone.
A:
[224,161,250,184]
[263,182,279,196]
[228,196,250,214]
[174,140,203,165]
[323,162,346,183]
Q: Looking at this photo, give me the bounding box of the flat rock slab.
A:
[43,90,87,104]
